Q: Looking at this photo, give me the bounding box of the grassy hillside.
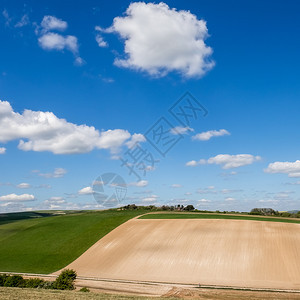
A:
[0,210,145,274]
[139,213,300,223]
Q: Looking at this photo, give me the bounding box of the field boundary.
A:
[139,212,300,224]
[2,271,300,294]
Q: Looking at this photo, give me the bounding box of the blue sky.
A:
[1,0,300,212]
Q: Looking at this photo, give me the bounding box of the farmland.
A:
[0,209,147,273]
[64,217,300,290]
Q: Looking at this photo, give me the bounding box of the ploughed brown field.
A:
[62,218,300,290]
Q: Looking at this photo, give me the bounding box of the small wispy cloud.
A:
[186,154,261,169]
[192,129,230,141]
[78,186,94,195]
[16,183,31,189]
[171,126,193,135]
[38,168,67,178]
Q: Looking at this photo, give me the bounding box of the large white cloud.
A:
[108,2,214,78]
[187,154,261,169]
[192,129,230,141]
[0,193,35,202]
[0,100,142,155]
[265,160,300,178]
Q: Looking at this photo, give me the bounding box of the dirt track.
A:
[62,219,300,290]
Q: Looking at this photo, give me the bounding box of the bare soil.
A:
[61,219,300,291]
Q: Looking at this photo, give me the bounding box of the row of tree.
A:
[250,208,300,218]
[120,204,195,211]
[120,205,300,218]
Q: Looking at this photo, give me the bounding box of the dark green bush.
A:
[4,275,25,287]
[0,274,8,286]
[53,269,77,290]
[24,278,45,288]
[79,287,90,292]
[280,212,291,218]
[39,280,56,289]
[0,270,77,290]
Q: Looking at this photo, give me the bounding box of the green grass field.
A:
[0,209,146,274]
[139,213,300,224]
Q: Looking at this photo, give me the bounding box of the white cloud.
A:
[0,147,6,154]
[78,186,94,195]
[125,133,146,149]
[187,154,261,169]
[192,129,230,141]
[38,32,78,53]
[258,199,279,204]
[44,196,65,204]
[39,168,67,178]
[108,2,214,78]
[2,9,12,27]
[265,160,300,178]
[98,129,131,154]
[0,100,141,155]
[273,192,292,200]
[171,126,193,135]
[37,15,83,65]
[141,194,158,202]
[186,160,198,167]
[94,26,109,47]
[41,16,67,32]
[287,181,300,185]
[225,197,235,201]
[95,34,108,47]
[17,183,31,189]
[15,14,29,28]
[170,184,182,188]
[197,187,217,195]
[0,193,35,202]
[197,198,211,203]
[74,56,85,66]
[129,180,148,187]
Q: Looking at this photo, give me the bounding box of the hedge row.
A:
[0,269,77,290]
